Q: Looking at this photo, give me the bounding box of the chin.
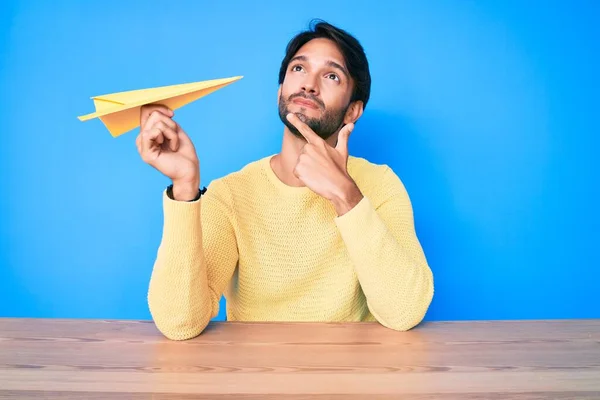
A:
[290,106,321,120]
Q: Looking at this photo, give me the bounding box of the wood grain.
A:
[0,318,598,399]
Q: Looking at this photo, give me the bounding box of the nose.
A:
[301,74,319,95]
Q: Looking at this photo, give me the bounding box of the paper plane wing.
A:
[77,75,242,137]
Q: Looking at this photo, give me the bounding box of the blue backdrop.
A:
[1,0,598,322]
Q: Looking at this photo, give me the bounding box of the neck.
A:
[270,127,338,187]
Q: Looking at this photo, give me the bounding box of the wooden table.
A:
[0,318,598,399]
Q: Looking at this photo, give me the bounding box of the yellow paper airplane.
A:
[78,75,243,137]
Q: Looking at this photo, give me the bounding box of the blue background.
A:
[1,0,598,322]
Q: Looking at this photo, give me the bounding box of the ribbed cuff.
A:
[162,189,202,245]
[334,196,374,236]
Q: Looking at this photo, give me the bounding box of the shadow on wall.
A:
[350,109,491,321]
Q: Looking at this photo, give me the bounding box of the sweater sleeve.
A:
[147,179,239,340]
[333,167,434,331]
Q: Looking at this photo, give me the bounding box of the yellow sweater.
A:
[147,155,434,340]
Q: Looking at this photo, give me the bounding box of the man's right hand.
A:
[136,104,201,201]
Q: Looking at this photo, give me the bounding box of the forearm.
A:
[335,197,434,331]
[147,193,214,340]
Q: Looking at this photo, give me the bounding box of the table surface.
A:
[0,318,598,399]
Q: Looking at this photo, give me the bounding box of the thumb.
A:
[335,123,354,158]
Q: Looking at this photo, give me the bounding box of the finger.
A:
[144,112,179,151]
[154,121,179,151]
[335,123,355,158]
[141,126,164,156]
[293,156,305,179]
[141,105,174,128]
[301,143,322,159]
[140,104,174,129]
[286,113,322,144]
[144,110,177,132]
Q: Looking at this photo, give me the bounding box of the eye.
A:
[291,64,304,72]
[326,73,340,82]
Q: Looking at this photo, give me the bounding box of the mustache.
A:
[288,93,325,109]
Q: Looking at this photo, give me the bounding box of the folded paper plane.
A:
[77,75,243,137]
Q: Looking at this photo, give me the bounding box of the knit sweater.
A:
[147,154,434,340]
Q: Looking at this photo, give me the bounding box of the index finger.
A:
[286,113,322,144]
[140,104,174,129]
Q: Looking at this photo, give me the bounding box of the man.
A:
[137,20,434,340]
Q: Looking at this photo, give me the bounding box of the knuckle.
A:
[157,113,174,126]
[163,127,175,138]
[144,127,159,139]
[165,123,177,135]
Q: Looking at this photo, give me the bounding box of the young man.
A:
[137,20,434,340]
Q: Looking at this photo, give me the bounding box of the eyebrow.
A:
[290,55,350,81]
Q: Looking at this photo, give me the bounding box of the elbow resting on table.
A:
[380,306,430,332]
[148,298,213,341]
[371,274,434,332]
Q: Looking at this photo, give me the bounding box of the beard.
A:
[278,93,349,141]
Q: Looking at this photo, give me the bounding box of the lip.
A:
[291,98,319,109]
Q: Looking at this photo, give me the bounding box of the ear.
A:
[277,85,282,102]
[344,100,364,124]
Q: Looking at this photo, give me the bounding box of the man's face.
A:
[278,38,354,140]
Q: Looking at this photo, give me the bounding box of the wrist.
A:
[331,179,363,216]
[172,178,200,201]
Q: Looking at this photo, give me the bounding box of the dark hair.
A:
[278,19,371,109]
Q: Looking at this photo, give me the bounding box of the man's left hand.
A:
[287,113,364,216]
